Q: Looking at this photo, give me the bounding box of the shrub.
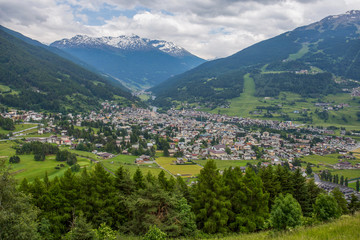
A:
[313,193,341,221]
[270,193,302,230]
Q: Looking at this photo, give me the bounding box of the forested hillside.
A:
[0,27,138,112]
[151,11,360,109]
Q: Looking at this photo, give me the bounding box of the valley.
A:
[2,8,360,240]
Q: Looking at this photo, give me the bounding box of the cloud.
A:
[0,0,358,59]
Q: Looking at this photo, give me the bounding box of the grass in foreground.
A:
[208,214,360,240]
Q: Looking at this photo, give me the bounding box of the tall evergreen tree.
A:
[275,165,294,195]
[133,168,146,189]
[224,167,269,232]
[0,160,40,240]
[356,180,359,192]
[259,165,280,210]
[114,166,134,195]
[192,160,230,233]
[291,168,311,216]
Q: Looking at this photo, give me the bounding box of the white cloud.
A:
[0,0,358,59]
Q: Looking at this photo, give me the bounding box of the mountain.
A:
[0,26,128,90]
[0,26,139,113]
[51,35,206,90]
[151,10,360,108]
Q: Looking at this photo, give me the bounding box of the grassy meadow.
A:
[156,157,202,177]
[203,74,360,129]
[101,154,169,177]
[0,123,38,135]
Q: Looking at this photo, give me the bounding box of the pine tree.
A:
[259,165,280,210]
[345,177,348,187]
[114,166,134,195]
[348,194,360,215]
[292,168,310,216]
[306,179,322,216]
[224,166,269,232]
[340,175,344,185]
[0,160,40,239]
[63,214,96,240]
[192,160,230,233]
[275,165,294,195]
[306,164,312,175]
[356,180,359,192]
[133,168,146,189]
[87,163,117,227]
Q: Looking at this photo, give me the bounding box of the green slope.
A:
[0,27,138,112]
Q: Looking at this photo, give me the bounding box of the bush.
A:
[9,155,20,164]
[313,193,341,221]
[71,164,81,172]
[143,225,167,240]
[270,193,303,230]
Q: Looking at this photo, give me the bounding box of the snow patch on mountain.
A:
[52,35,190,57]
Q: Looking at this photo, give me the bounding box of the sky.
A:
[0,0,359,59]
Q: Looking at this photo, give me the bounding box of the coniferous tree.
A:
[345,177,348,187]
[114,166,134,195]
[306,164,312,175]
[356,180,359,192]
[87,163,117,227]
[306,179,322,217]
[192,160,230,233]
[291,168,310,216]
[275,165,294,195]
[0,160,40,240]
[63,214,96,240]
[259,165,280,210]
[331,187,349,215]
[224,167,269,232]
[133,168,146,189]
[348,194,360,215]
[340,175,344,186]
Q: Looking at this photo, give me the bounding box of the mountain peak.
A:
[52,34,190,57]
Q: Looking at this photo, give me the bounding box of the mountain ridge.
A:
[51,35,206,90]
[0,26,139,112]
[151,10,360,108]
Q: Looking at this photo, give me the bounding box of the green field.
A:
[194,159,258,170]
[203,74,360,129]
[0,123,38,135]
[101,154,169,177]
[301,154,360,188]
[156,157,203,177]
[8,154,92,182]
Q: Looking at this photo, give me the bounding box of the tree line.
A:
[3,159,360,239]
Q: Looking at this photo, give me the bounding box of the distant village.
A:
[1,102,359,170]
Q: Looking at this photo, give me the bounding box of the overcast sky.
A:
[0,0,358,59]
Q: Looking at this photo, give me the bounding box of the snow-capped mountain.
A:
[50,34,205,90]
[52,35,191,57]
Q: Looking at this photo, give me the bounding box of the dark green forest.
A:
[252,72,339,97]
[0,28,138,113]
[2,159,359,239]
